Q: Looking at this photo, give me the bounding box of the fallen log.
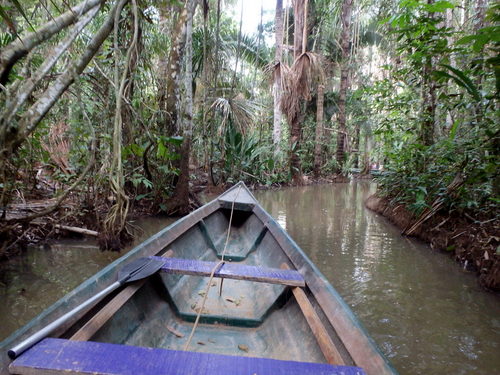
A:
[55,224,99,237]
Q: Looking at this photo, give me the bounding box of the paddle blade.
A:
[118,257,165,283]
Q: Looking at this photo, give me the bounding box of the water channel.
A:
[1,182,498,374]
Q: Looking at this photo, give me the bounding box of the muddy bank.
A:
[0,172,359,258]
[365,194,499,292]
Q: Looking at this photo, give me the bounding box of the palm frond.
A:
[210,93,262,136]
[280,52,324,122]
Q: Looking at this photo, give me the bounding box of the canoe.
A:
[1,182,397,375]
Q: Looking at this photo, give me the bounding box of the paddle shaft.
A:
[8,280,122,359]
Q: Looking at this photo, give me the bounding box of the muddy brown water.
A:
[1,182,499,374]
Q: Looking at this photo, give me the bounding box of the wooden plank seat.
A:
[151,256,306,287]
[9,338,366,375]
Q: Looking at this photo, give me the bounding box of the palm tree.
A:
[273,0,285,152]
[335,0,353,173]
[280,0,323,184]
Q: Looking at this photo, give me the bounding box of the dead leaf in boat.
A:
[166,325,184,338]
[197,341,205,345]
[238,344,249,352]
[226,296,241,306]
[198,291,206,297]
[191,303,197,310]
[211,281,217,287]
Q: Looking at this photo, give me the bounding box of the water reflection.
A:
[254,182,500,375]
[0,216,173,342]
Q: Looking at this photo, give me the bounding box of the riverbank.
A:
[0,173,361,259]
[365,194,499,292]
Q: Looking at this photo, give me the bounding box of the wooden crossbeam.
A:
[9,338,366,375]
[70,250,174,341]
[152,256,305,287]
[281,264,345,365]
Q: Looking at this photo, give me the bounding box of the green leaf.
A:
[0,4,16,33]
[472,34,490,52]
[448,120,460,140]
[10,0,34,31]
[433,70,454,81]
[167,135,184,146]
[417,186,427,195]
[456,35,476,45]
[135,193,150,201]
[439,64,481,102]
[424,0,454,12]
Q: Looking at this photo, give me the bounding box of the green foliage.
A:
[1,0,497,239]
[370,0,499,218]
[156,136,182,160]
[221,125,270,184]
[434,64,481,102]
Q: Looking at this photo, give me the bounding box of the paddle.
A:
[8,256,165,360]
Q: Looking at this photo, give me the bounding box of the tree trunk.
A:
[313,83,324,177]
[420,1,436,146]
[361,128,371,174]
[273,0,284,151]
[0,0,128,163]
[167,0,197,215]
[353,122,360,169]
[293,0,305,59]
[159,4,190,136]
[230,1,244,93]
[205,0,222,185]
[0,7,100,131]
[0,0,105,86]
[102,0,139,248]
[122,11,142,145]
[289,0,307,184]
[472,0,486,122]
[420,73,436,144]
[335,0,353,174]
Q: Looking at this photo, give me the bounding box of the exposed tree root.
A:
[97,229,133,251]
[163,191,202,216]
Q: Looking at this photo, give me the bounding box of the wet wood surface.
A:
[281,264,345,365]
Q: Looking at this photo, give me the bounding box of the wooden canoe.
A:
[1,182,397,375]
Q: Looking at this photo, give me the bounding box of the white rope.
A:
[183,184,242,351]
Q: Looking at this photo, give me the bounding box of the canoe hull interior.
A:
[83,277,328,363]
[0,183,397,375]
[65,204,343,363]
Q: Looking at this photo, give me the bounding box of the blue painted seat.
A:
[10,338,366,375]
[151,256,306,287]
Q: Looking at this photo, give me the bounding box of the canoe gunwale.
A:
[251,203,398,375]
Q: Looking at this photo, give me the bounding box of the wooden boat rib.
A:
[1,182,397,375]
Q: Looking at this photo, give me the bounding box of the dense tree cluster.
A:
[0,0,497,254]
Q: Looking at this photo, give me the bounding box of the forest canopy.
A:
[0,0,498,256]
